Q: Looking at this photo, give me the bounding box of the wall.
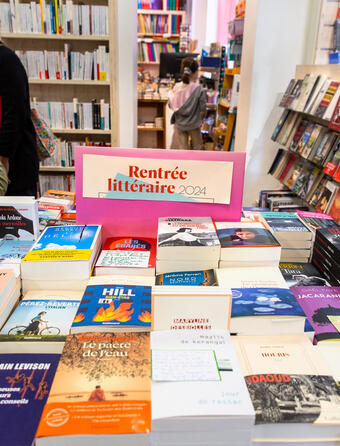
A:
[240,0,322,206]
[115,1,137,148]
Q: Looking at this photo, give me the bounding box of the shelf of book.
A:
[28,80,110,86]
[0,33,109,41]
[137,9,185,15]
[39,167,75,172]
[52,129,111,135]
[138,33,180,37]
[138,61,160,65]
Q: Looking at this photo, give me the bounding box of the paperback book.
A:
[71,284,151,333]
[230,287,306,335]
[0,197,39,240]
[291,286,340,342]
[0,353,60,446]
[155,269,217,286]
[36,332,151,444]
[279,262,330,287]
[0,290,82,353]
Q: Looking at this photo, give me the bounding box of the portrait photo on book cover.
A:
[217,227,278,247]
[158,227,217,247]
[246,374,340,424]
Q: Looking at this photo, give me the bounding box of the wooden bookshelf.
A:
[0,0,118,194]
[137,99,167,149]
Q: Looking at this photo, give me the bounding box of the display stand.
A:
[75,147,246,240]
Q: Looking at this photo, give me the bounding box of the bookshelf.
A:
[137,99,167,149]
[0,0,118,194]
[269,64,340,217]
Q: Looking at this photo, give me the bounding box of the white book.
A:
[0,196,39,241]
[156,258,219,275]
[304,74,328,114]
[152,285,232,331]
[157,217,220,261]
[216,266,287,289]
[310,79,331,115]
[233,334,340,442]
[152,330,255,445]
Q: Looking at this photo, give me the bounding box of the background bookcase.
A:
[0,0,118,195]
[269,64,340,215]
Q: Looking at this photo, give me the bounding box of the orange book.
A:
[36,332,151,443]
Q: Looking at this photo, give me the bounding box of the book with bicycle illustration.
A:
[0,290,82,353]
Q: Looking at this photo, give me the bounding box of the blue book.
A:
[155,270,217,286]
[0,353,59,446]
[71,284,152,333]
[261,212,312,236]
[0,240,33,262]
[230,288,306,335]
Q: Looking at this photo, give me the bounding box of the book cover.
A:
[328,188,340,222]
[329,93,340,131]
[231,288,305,319]
[271,109,290,141]
[0,201,39,240]
[0,353,60,446]
[279,79,297,107]
[36,332,151,438]
[155,269,217,286]
[261,212,311,233]
[0,293,81,344]
[289,119,309,151]
[217,267,287,289]
[297,211,338,232]
[96,236,156,269]
[72,284,151,331]
[291,286,340,342]
[157,217,220,247]
[279,262,330,287]
[315,81,340,118]
[232,334,340,426]
[23,225,101,262]
[316,226,340,259]
[216,225,279,247]
[0,240,33,263]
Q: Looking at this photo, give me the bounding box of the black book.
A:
[313,239,340,279]
[315,226,340,264]
[312,251,340,287]
[279,262,330,287]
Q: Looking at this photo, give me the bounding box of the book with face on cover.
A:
[157,216,220,261]
[0,353,60,446]
[232,334,340,442]
[0,290,82,353]
[279,262,330,287]
[71,284,151,333]
[291,286,340,342]
[36,332,151,444]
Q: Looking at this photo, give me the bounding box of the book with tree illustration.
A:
[71,284,151,333]
[36,332,151,444]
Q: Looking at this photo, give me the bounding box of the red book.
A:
[329,95,340,132]
[279,154,296,182]
[323,160,338,177]
[333,165,340,183]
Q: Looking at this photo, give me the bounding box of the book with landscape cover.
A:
[0,290,82,353]
[291,286,340,342]
[155,269,217,286]
[230,287,306,335]
[71,284,151,333]
[36,332,151,443]
[279,262,329,287]
[0,197,39,240]
[0,353,60,446]
[21,225,102,281]
[232,334,340,441]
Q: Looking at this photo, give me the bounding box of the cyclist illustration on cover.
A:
[23,311,48,335]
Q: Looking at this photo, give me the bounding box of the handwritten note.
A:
[151,349,220,382]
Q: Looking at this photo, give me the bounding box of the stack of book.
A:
[215,221,281,267]
[156,217,220,274]
[312,226,340,286]
[233,334,340,444]
[151,330,255,446]
[0,269,21,329]
[261,212,313,262]
[21,225,102,292]
[94,237,156,277]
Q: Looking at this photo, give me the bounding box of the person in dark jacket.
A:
[169,57,207,150]
[0,42,39,196]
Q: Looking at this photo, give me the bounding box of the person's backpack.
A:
[31,108,57,160]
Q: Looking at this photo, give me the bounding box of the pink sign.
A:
[75,147,245,240]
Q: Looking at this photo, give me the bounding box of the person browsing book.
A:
[169,57,207,150]
[0,42,39,196]
[24,311,47,335]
